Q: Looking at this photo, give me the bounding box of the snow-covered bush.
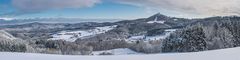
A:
[0,30,28,52]
[130,40,162,53]
[162,18,240,52]
[78,40,129,51]
[162,24,207,52]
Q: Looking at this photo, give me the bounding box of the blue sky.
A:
[0,0,157,19]
[0,0,13,14]
[0,0,239,19]
[17,2,152,19]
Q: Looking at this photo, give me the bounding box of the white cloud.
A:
[114,0,240,18]
[12,0,101,12]
[0,17,14,20]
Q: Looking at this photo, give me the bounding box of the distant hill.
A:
[0,18,122,25]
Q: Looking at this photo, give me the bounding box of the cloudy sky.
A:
[0,0,240,19]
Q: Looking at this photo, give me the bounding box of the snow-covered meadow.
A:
[1,47,240,60]
[91,48,141,55]
[126,29,177,43]
[49,25,117,42]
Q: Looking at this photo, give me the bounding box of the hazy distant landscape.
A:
[0,18,123,25]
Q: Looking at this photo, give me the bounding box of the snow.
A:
[147,20,165,24]
[147,16,165,24]
[165,29,177,32]
[126,29,177,43]
[0,30,16,40]
[91,48,141,55]
[173,19,178,21]
[127,35,145,40]
[1,47,240,60]
[49,25,117,42]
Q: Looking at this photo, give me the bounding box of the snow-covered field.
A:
[91,48,141,55]
[1,47,240,60]
[126,29,177,43]
[49,25,117,42]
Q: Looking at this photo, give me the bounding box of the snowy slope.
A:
[127,29,177,43]
[1,47,240,60]
[147,16,165,24]
[49,25,117,42]
[0,30,16,40]
[91,48,141,55]
[145,29,176,40]
[147,20,165,24]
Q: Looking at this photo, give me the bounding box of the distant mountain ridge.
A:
[0,18,123,26]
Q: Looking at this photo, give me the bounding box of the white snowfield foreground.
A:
[1,47,240,60]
